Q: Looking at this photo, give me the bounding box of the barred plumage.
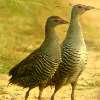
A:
[9,50,60,87]
[9,16,67,100]
[50,4,94,100]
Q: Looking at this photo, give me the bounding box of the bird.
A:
[50,4,95,100]
[8,16,68,100]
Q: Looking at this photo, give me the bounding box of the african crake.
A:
[9,16,67,100]
[50,4,95,100]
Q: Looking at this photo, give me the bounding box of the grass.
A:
[0,0,100,73]
[0,0,69,73]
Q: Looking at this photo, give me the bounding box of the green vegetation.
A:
[0,0,69,73]
[0,0,100,73]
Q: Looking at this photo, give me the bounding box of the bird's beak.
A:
[57,19,69,24]
[85,6,95,10]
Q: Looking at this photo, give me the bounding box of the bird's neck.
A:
[65,10,85,45]
[45,24,57,40]
[40,23,61,60]
[41,23,59,50]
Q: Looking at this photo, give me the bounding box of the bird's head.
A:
[46,16,68,27]
[72,4,95,15]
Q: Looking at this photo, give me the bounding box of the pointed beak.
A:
[85,6,95,10]
[57,19,69,24]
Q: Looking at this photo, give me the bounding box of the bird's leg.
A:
[71,81,77,100]
[51,90,56,100]
[25,87,32,100]
[51,87,59,100]
[71,71,82,100]
[38,85,44,100]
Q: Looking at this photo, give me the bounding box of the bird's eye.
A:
[78,6,82,8]
[54,19,59,23]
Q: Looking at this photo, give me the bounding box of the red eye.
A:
[78,6,82,8]
[54,19,59,22]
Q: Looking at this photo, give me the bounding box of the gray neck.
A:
[64,9,85,46]
[40,22,61,60]
[41,23,59,53]
[45,23,57,40]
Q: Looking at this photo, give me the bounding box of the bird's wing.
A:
[9,48,41,77]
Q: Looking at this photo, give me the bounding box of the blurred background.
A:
[0,0,100,100]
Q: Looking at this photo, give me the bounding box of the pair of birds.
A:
[9,4,95,100]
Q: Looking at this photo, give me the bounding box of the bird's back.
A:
[9,31,62,88]
[9,45,61,87]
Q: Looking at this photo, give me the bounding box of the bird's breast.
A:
[62,43,88,69]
